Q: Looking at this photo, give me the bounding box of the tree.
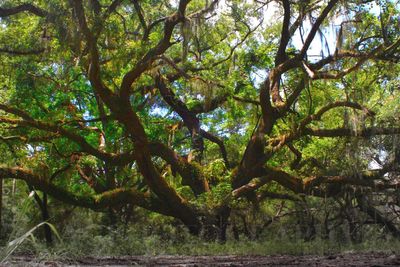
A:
[0,0,400,241]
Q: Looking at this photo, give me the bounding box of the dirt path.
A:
[4,252,400,266]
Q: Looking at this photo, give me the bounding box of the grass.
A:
[3,231,400,261]
[0,222,61,263]
[2,205,400,260]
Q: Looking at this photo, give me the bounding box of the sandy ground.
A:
[3,252,400,266]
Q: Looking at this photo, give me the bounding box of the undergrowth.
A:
[2,220,400,261]
[2,204,400,261]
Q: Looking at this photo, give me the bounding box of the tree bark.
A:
[41,193,53,245]
[29,186,53,245]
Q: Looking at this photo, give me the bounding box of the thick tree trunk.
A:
[232,223,240,241]
[322,212,330,240]
[216,207,231,242]
[41,193,53,245]
[296,203,316,242]
[29,185,52,245]
[197,207,231,242]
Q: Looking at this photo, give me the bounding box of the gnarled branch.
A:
[0,3,47,17]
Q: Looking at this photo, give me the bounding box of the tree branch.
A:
[299,0,339,59]
[0,113,129,165]
[200,130,230,168]
[275,0,291,65]
[304,127,400,138]
[299,101,375,129]
[0,47,45,55]
[0,3,47,17]
[131,0,147,31]
[119,0,191,99]
[0,166,153,211]
[149,142,210,196]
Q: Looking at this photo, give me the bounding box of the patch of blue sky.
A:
[201,115,249,138]
[290,1,381,61]
[368,149,388,169]
[250,68,267,88]
[196,94,205,101]
[149,106,173,118]
[82,110,91,121]
[26,144,35,156]
[26,144,45,157]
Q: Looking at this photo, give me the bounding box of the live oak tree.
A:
[0,0,400,241]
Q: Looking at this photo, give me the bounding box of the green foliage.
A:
[1,221,61,263]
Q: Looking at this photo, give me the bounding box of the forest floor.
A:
[3,252,400,266]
